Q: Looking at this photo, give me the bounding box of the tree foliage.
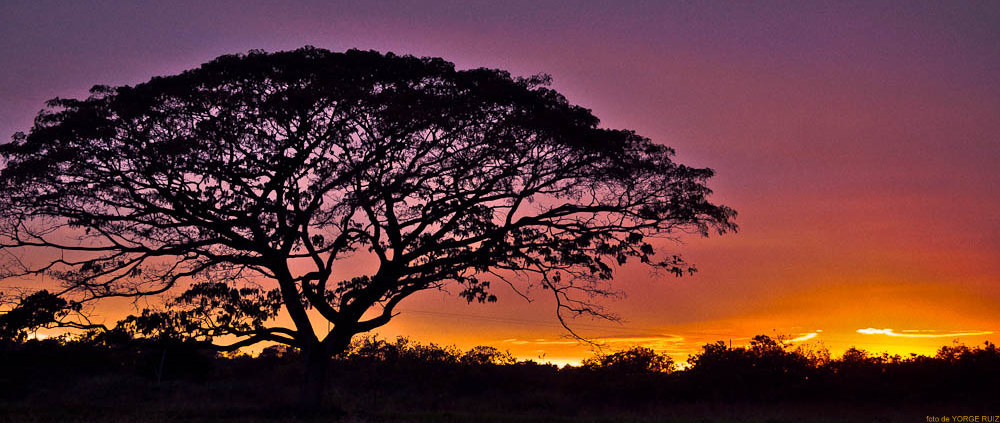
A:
[583,346,674,373]
[0,47,734,377]
[0,290,76,342]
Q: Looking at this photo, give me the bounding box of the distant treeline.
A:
[1,332,997,412]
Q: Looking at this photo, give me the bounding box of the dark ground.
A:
[1,337,997,422]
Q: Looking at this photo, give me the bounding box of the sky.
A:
[2,0,998,365]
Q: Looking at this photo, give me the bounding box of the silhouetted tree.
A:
[0,47,735,405]
[583,346,674,374]
[461,345,516,366]
[685,335,817,400]
[0,290,74,343]
[349,336,461,365]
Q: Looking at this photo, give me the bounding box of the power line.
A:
[395,308,678,337]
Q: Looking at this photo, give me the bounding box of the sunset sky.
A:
[2,1,998,365]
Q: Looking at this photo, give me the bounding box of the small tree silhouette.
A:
[461,345,517,366]
[0,290,74,343]
[584,346,674,374]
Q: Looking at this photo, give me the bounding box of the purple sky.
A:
[3,1,999,362]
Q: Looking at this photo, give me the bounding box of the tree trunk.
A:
[301,346,330,410]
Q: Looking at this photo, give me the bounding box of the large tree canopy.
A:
[0,47,734,398]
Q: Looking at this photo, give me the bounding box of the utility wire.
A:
[395,308,680,337]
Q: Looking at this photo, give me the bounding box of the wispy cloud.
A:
[857,328,994,338]
[785,331,821,343]
[501,338,577,346]
[502,333,686,349]
[596,334,685,344]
